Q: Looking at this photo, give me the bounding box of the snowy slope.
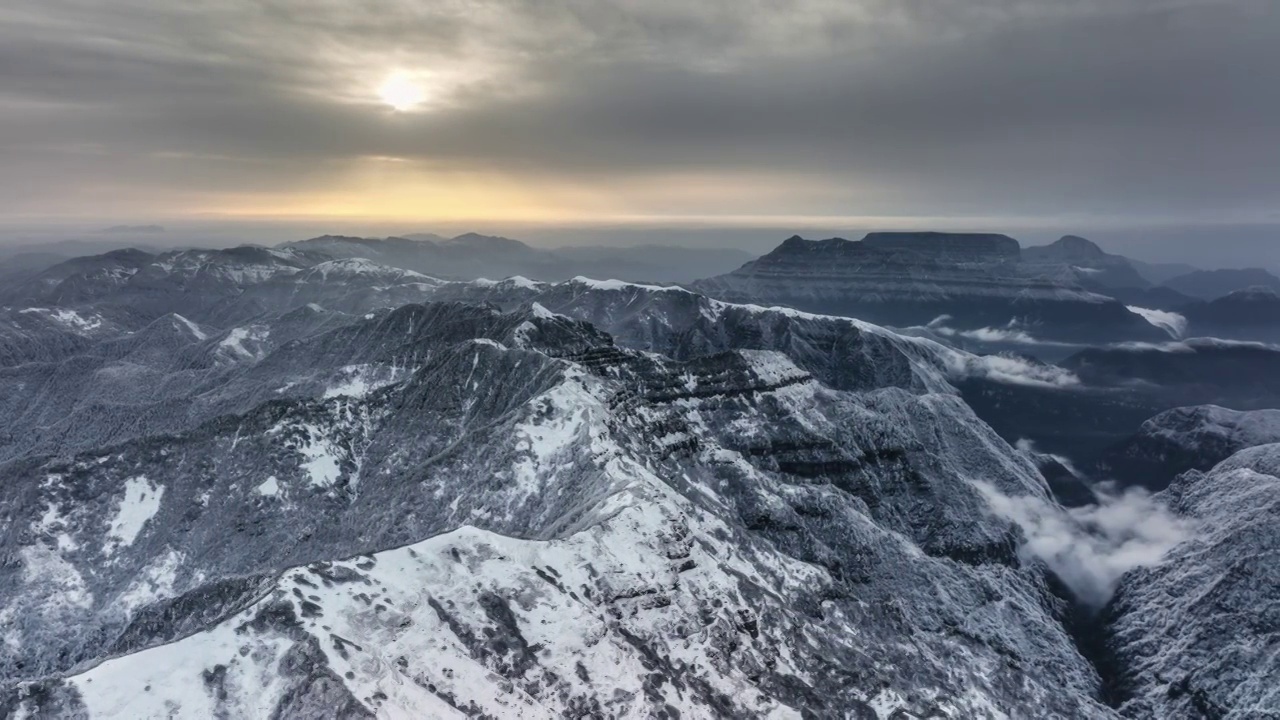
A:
[1108,444,1280,718]
[2,299,1115,718]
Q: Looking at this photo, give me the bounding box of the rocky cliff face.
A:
[1107,444,1280,718]
[694,233,1166,344]
[1094,405,1280,491]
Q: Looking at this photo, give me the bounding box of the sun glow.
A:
[377,73,426,111]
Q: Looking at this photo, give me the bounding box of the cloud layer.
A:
[941,349,1082,388]
[1125,306,1188,338]
[975,480,1194,607]
[2,0,1279,238]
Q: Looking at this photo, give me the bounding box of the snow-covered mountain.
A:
[2,295,1111,718]
[1107,443,1280,718]
[1,241,1276,718]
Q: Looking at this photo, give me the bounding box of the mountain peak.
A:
[1050,235,1105,258]
[774,234,812,252]
[1023,234,1107,259]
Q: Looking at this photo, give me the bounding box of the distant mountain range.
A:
[694,232,1280,347]
[7,230,1279,351]
[1161,267,1280,300]
[1124,257,1201,285]
[283,232,753,284]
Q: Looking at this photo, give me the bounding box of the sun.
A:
[377,73,426,112]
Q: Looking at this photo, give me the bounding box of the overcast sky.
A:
[2,0,1278,262]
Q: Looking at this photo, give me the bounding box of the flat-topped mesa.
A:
[764,232,1022,266]
[695,231,1171,345]
[860,232,1022,262]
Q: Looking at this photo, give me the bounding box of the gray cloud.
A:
[939,348,1083,388]
[1,0,1278,244]
[974,479,1194,607]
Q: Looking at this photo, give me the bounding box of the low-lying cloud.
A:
[974,480,1194,608]
[913,315,1085,349]
[1109,337,1280,353]
[925,315,1043,345]
[1125,306,1187,339]
[942,350,1082,389]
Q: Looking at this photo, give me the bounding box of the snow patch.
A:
[509,372,607,499]
[256,476,281,497]
[73,623,294,718]
[20,545,93,612]
[62,484,822,718]
[172,314,207,340]
[118,549,184,611]
[512,320,538,347]
[739,350,809,385]
[529,301,561,320]
[216,325,270,362]
[323,364,402,399]
[505,275,541,289]
[297,425,343,488]
[473,275,542,289]
[34,498,78,553]
[106,476,164,553]
[20,307,104,332]
[569,276,681,292]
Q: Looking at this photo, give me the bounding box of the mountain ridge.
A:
[2,236,1276,718]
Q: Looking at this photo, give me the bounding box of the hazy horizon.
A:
[2,218,1279,271]
[4,0,1279,270]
